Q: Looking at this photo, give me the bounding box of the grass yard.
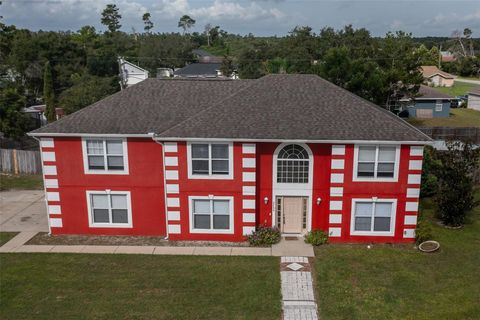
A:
[432,82,476,96]
[0,174,43,191]
[0,254,280,320]
[314,190,480,320]
[408,108,480,127]
[0,232,18,246]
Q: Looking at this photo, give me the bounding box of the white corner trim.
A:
[242,226,256,235]
[242,172,256,182]
[40,138,54,148]
[166,197,180,208]
[48,205,61,215]
[43,165,57,175]
[331,159,345,170]
[329,214,342,224]
[49,218,63,228]
[329,200,343,211]
[331,145,346,155]
[406,188,420,198]
[165,156,178,166]
[242,158,256,168]
[242,144,256,154]
[330,187,344,197]
[330,173,344,184]
[410,146,424,156]
[329,227,341,237]
[46,192,60,202]
[405,202,419,212]
[407,174,421,185]
[242,186,256,196]
[165,170,179,180]
[243,199,256,209]
[166,184,180,194]
[168,224,181,234]
[409,160,423,171]
[404,215,417,225]
[42,152,56,162]
[44,179,59,189]
[164,142,178,153]
[167,211,180,221]
[243,213,256,223]
[403,229,415,238]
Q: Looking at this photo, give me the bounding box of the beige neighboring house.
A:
[468,87,480,111]
[420,66,455,87]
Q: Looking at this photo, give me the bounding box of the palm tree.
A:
[178,15,195,35]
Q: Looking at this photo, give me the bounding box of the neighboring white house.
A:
[118,57,149,88]
[420,66,455,87]
[468,87,480,111]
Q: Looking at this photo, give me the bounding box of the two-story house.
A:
[29,75,431,243]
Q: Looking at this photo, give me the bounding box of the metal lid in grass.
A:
[418,240,440,253]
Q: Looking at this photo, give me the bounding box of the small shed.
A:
[406,85,453,118]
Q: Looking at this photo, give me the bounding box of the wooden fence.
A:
[0,149,42,174]
[418,127,480,143]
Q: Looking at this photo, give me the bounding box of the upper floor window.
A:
[277,144,310,183]
[87,191,132,228]
[82,138,129,174]
[354,145,399,181]
[351,199,396,236]
[188,142,233,179]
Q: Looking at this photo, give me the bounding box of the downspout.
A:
[32,136,52,236]
[152,134,170,240]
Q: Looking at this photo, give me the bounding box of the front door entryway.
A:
[277,197,307,234]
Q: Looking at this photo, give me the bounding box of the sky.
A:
[2,0,480,37]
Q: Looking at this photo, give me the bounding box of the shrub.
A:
[434,141,480,226]
[304,230,328,246]
[415,219,433,244]
[247,226,281,246]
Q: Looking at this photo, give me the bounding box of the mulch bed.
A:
[27,232,251,247]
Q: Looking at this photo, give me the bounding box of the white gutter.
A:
[28,133,154,138]
[152,136,170,240]
[152,136,433,145]
[31,136,52,236]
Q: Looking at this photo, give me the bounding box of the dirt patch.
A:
[27,232,251,247]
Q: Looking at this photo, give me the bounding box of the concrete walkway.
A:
[0,190,48,232]
[281,256,319,320]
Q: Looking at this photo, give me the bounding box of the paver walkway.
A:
[281,256,319,320]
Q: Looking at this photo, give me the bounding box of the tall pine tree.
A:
[43,61,56,123]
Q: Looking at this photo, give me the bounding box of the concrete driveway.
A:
[0,190,48,232]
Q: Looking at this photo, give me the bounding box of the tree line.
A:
[1,3,479,139]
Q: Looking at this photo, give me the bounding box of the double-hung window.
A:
[189,197,233,233]
[83,139,128,174]
[355,145,398,181]
[87,191,132,228]
[351,199,396,236]
[188,143,232,179]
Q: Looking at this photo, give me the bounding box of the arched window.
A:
[276,144,310,183]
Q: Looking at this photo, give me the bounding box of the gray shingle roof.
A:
[31,74,430,142]
[173,63,222,77]
[417,85,453,99]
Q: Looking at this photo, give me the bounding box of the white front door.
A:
[280,197,305,233]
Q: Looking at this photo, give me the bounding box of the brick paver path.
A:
[281,256,319,320]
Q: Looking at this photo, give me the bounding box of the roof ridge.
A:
[156,79,259,136]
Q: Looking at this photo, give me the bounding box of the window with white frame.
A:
[351,200,395,235]
[435,100,443,112]
[355,145,398,180]
[83,139,128,173]
[87,191,132,227]
[277,144,310,183]
[190,197,233,233]
[189,143,232,178]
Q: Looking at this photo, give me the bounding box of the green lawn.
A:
[314,190,480,320]
[0,174,43,191]
[408,108,480,127]
[432,82,476,96]
[0,232,18,246]
[0,254,280,320]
